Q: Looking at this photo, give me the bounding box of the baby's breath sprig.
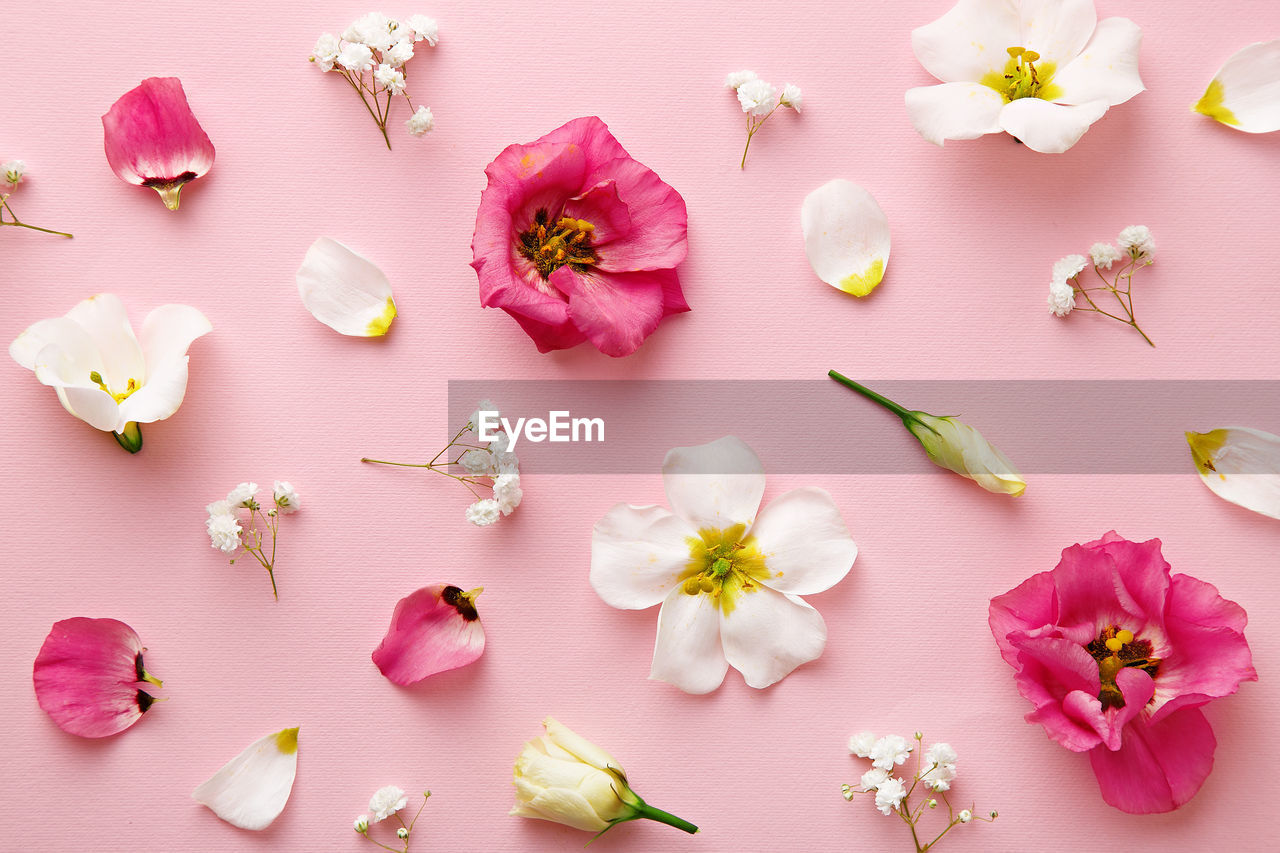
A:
[724,71,802,169]
[0,161,72,238]
[355,787,430,853]
[205,481,301,600]
[1047,225,1157,346]
[843,731,997,853]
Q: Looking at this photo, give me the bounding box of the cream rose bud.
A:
[906,414,1026,497]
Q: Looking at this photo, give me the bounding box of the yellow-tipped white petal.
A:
[296,237,397,336]
[1187,427,1280,519]
[1194,40,1280,133]
[193,727,299,831]
[801,179,890,297]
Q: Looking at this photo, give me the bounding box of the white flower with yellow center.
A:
[906,0,1145,153]
[590,436,857,694]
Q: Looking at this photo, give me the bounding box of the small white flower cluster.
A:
[724,71,802,168]
[844,731,993,850]
[1046,226,1157,346]
[3,159,25,186]
[311,13,438,144]
[205,481,300,599]
[354,786,429,851]
[1,159,72,238]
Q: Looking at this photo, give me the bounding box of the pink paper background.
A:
[3,0,1279,850]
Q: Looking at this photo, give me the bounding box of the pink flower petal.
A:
[102,77,215,210]
[988,569,1058,668]
[584,158,688,273]
[33,617,160,738]
[1088,707,1217,814]
[551,266,666,358]
[372,585,485,686]
[561,181,634,248]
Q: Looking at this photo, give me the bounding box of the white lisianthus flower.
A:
[905,0,1145,153]
[1048,279,1076,316]
[869,735,913,771]
[406,105,435,136]
[337,42,375,72]
[780,83,804,111]
[874,777,907,815]
[493,473,523,515]
[736,78,778,116]
[465,499,501,527]
[273,481,300,514]
[3,159,26,185]
[311,33,340,71]
[860,767,890,791]
[374,64,406,95]
[1117,224,1155,260]
[384,39,414,67]
[724,69,758,89]
[590,436,857,694]
[406,14,439,46]
[1089,241,1123,269]
[368,786,408,822]
[227,482,259,508]
[848,731,878,758]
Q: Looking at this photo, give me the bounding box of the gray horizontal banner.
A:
[445,380,1280,474]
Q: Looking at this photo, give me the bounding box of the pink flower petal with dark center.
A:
[372,585,485,686]
[102,77,215,210]
[551,266,666,358]
[1089,707,1217,814]
[33,617,162,738]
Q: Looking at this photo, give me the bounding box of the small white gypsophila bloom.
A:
[869,735,913,771]
[469,399,499,432]
[406,105,435,136]
[1117,225,1155,260]
[848,731,877,758]
[487,429,511,453]
[874,778,907,816]
[406,14,439,46]
[1089,241,1123,270]
[353,815,369,833]
[368,786,408,822]
[921,762,957,791]
[206,510,242,554]
[736,78,778,116]
[1048,279,1076,317]
[780,83,803,112]
[494,473,523,515]
[959,809,973,823]
[312,33,341,71]
[860,767,889,791]
[397,827,409,840]
[374,64,406,95]
[337,42,376,72]
[384,38,414,67]
[465,498,501,527]
[1051,254,1088,283]
[227,482,259,508]
[841,783,856,801]
[724,69,758,89]
[460,448,496,476]
[273,481,300,514]
[924,742,957,767]
[206,499,233,518]
[3,159,25,185]
[494,450,519,475]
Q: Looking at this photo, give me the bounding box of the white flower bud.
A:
[397,827,409,839]
[354,815,369,832]
[959,809,973,823]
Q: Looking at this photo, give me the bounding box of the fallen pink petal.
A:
[372,584,486,685]
[102,77,215,210]
[32,617,163,738]
[989,532,1255,813]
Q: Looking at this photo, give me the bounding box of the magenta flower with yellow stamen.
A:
[33,617,163,738]
[103,77,215,210]
[990,532,1255,813]
[471,116,689,357]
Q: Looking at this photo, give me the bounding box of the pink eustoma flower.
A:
[103,77,215,211]
[471,116,689,357]
[372,585,485,685]
[33,617,163,738]
[990,532,1255,813]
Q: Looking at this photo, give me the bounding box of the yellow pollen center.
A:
[981,46,1061,103]
[517,208,599,279]
[1086,625,1159,710]
[680,525,770,614]
[90,371,140,403]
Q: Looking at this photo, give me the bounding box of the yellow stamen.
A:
[1116,629,1134,644]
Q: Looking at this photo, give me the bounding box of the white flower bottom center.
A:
[679,524,771,613]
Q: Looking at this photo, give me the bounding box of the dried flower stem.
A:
[1070,257,1155,347]
[741,104,782,169]
[362,425,490,500]
[233,508,280,600]
[0,194,72,238]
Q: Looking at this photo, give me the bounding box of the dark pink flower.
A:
[103,77,215,210]
[471,117,689,357]
[33,617,163,738]
[372,585,485,685]
[990,533,1255,813]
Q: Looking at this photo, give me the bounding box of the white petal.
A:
[720,586,827,689]
[29,338,121,432]
[193,728,299,831]
[905,82,1005,145]
[63,294,145,393]
[801,179,891,297]
[138,304,212,374]
[55,385,123,432]
[749,487,857,596]
[998,97,1108,153]
[1188,427,1280,519]
[1053,18,1145,106]
[911,0,1020,83]
[662,436,765,531]
[590,504,697,609]
[649,588,727,694]
[10,317,102,374]
[117,357,190,424]
[296,237,397,336]
[1018,0,1097,70]
[1195,40,1280,133]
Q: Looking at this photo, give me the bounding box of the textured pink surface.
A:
[3,1,1280,851]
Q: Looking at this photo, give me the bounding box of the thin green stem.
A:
[1,199,72,237]
[827,370,918,423]
[633,802,698,834]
